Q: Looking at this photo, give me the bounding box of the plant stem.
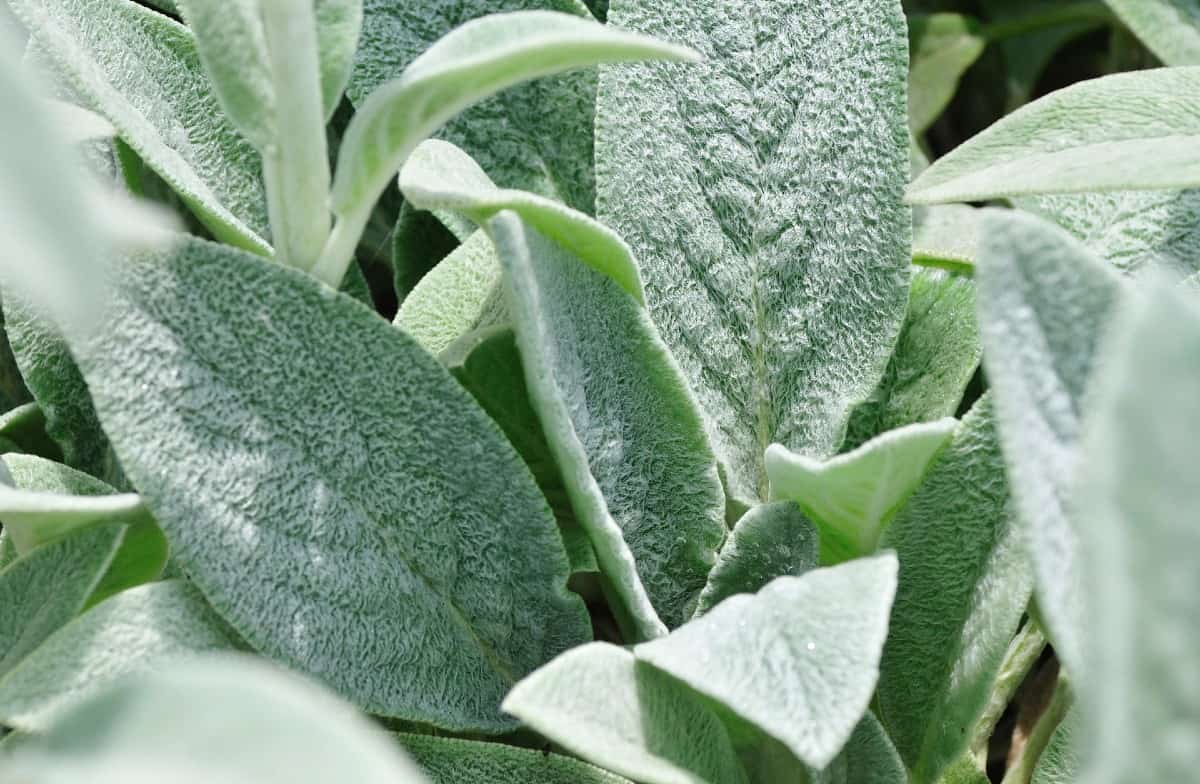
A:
[311,206,370,289]
[259,0,331,271]
[1000,674,1073,784]
[970,618,1049,760]
[981,2,1113,43]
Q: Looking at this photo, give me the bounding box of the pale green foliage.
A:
[399,734,633,784]
[908,14,985,134]
[1032,709,1079,784]
[1105,0,1200,65]
[912,206,980,274]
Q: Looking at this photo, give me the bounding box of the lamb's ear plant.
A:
[0,0,1198,782]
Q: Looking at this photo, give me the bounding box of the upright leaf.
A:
[636,555,899,770]
[908,68,1200,204]
[876,398,1033,783]
[399,734,632,784]
[1031,708,1079,784]
[502,642,748,784]
[596,0,911,504]
[908,14,985,134]
[1105,0,1200,65]
[1074,282,1200,784]
[71,236,590,731]
[975,210,1123,677]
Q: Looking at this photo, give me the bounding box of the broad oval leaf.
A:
[0,580,237,733]
[596,0,912,504]
[975,209,1123,678]
[1,655,428,784]
[692,501,818,617]
[401,139,644,302]
[399,734,632,784]
[502,642,748,784]
[490,212,726,637]
[636,554,899,770]
[908,68,1200,205]
[70,236,591,731]
[767,418,956,564]
[1105,0,1200,66]
[876,397,1034,783]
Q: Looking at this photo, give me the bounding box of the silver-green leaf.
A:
[908,14,985,134]
[399,734,632,784]
[1105,0,1200,66]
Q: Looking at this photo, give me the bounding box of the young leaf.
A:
[9,0,271,254]
[71,236,590,731]
[908,67,1200,204]
[596,0,911,504]
[401,139,645,303]
[399,734,632,784]
[489,213,726,636]
[636,554,899,770]
[502,642,748,784]
[1074,281,1200,784]
[317,9,697,287]
[767,419,956,564]
[692,502,818,617]
[975,209,1123,678]
[1031,708,1079,784]
[876,398,1034,783]
[908,14,986,134]
[0,580,237,733]
[2,655,428,784]
[1105,0,1200,65]
[837,715,908,784]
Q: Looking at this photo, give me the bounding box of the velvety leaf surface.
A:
[490,213,726,637]
[349,0,598,213]
[908,67,1200,204]
[1031,708,1078,784]
[767,419,956,564]
[844,268,980,450]
[975,209,1122,678]
[692,501,818,617]
[596,0,911,503]
[2,655,428,784]
[912,206,979,275]
[837,715,908,784]
[8,0,271,254]
[399,733,632,784]
[0,580,237,732]
[391,202,459,300]
[502,642,748,784]
[72,236,590,731]
[1106,0,1200,65]
[636,554,899,769]
[876,398,1034,783]
[1074,282,1200,784]
[908,14,985,134]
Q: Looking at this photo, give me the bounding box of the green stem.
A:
[311,206,369,289]
[1000,675,1073,784]
[970,618,1049,760]
[912,254,975,278]
[981,2,1113,43]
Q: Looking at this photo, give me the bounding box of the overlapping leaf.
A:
[1106,0,1200,65]
[399,734,633,784]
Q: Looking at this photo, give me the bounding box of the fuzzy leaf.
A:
[908,14,985,134]
[0,580,237,733]
[767,419,956,564]
[1074,281,1200,784]
[71,236,590,731]
[1105,0,1200,65]
[596,0,911,504]
[503,642,747,784]
[636,555,899,770]
[876,398,1034,783]
[908,68,1200,204]
[0,404,60,464]
[1031,709,1079,784]
[399,734,632,784]
[2,655,428,784]
[693,502,818,617]
[490,213,726,637]
[912,206,980,275]
[975,209,1122,678]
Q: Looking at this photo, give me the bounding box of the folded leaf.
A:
[1074,281,1200,784]
[1031,708,1078,784]
[0,580,237,732]
[838,715,908,784]
[9,0,271,254]
[876,398,1033,783]
[693,502,818,617]
[502,642,748,784]
[2,655,428,784]
[636,554,898,770]
[975,209,1123,677]
[399,734,632,784]
[596,0,911,504]
[0,404,61,464]
[490,213,726,636]
[767,419,956,564]
[908,14,985,134]
[908,68,1200,204]
[72,236,590,731]
[1105,0,1200,65]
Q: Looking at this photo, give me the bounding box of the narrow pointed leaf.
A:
[908,68,1200,204]
[490,213,726,636]
[767,419,956,564]
[597,0,911,504]
[502,642,748,784]
[975,209,1123,677]
[1075,282,1200,784]
[877,398,1034,783]
[70,236,590,731]
[636,555,899,770]
[399,734,632,784]
[0,580,237,732]
[693,502,818,617]
[1105,0,1200,65]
